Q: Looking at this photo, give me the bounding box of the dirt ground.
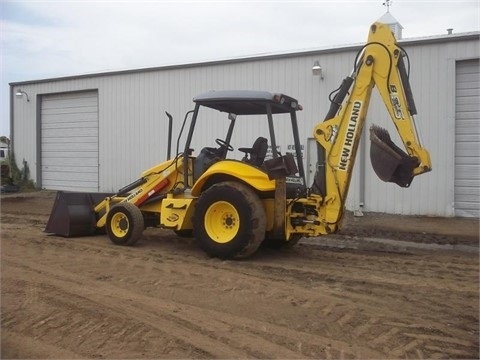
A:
[1,190,479,359]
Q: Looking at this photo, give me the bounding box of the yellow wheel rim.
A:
[111,212,129,238]
[204,201,240,243]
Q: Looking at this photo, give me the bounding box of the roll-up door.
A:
[41,91,99,191]
[455,59,479,217]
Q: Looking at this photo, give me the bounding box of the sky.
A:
[1,0,479,136]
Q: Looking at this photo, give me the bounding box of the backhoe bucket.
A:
[369,126,419,188]
[45,191,111,237]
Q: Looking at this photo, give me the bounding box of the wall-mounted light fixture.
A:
[15,89,30,102]
[312,61,324,80]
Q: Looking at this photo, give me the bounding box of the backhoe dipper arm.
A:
[312,22,432,230]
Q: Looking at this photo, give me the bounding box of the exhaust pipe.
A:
[369,125,419,188]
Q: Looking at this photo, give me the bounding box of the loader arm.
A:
[312,22,432,231]
[94,156,187,228]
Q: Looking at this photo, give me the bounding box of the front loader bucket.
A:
[45,191,111,237]
[369,126,420,188]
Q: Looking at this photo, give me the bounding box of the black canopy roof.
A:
[193,90,301,115]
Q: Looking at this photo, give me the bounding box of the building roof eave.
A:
[9,32,479,87]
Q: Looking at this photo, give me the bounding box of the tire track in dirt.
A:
[2,208,479,359]
[2,250,380,359]
[255,248,479,351]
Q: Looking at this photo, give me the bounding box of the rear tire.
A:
[106,202,144,246]
[193,181,266,259]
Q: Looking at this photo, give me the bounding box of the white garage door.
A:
[455,59,479,217]
[41,91,99,192]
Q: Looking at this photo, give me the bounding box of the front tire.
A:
[106,202,144,246]
[193,181,266,259]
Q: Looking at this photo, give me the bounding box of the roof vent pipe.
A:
[447,28,453,35]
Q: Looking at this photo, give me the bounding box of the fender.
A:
[192,160,275,195]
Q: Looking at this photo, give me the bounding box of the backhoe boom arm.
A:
[310,22,432,233]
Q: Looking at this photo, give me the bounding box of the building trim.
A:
[36,94,41,189]
[9,86,14,154]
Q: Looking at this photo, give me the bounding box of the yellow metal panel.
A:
[191,160,275,195]
[160,197,196,230]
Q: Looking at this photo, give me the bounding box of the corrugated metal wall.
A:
[361,39,479,216]
[10,34,479,216]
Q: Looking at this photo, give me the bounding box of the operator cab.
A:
[182,90,307,196]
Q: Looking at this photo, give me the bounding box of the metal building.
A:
[9,30,480,217]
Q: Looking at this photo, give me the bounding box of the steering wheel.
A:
[215,138,234,152]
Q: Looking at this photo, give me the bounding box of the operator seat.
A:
[239,137,268,167]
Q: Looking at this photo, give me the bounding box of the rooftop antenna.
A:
[383,0,392,12]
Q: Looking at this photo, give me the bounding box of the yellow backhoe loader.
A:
[45,22,431,259]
